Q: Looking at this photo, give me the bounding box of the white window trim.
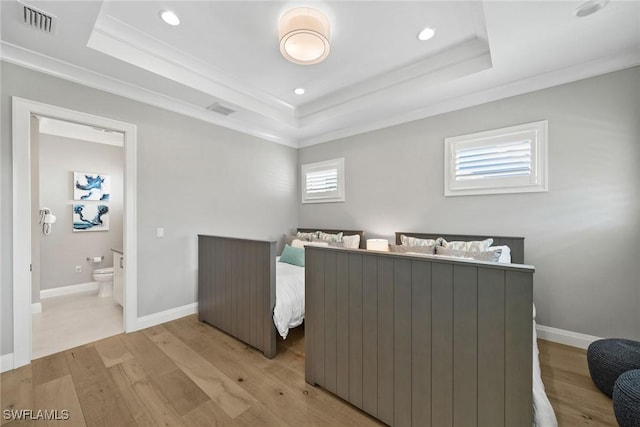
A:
[444,120,548,196]
[301,158,345,204]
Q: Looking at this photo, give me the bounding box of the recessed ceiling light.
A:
[294,88,305,95]
[417,27,435,41]
[574,0,609,17]
[160,10,180,26]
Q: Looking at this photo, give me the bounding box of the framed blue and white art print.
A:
[72,204,110,232]
[73,172,111,201]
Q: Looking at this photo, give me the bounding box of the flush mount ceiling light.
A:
[160,10,180,26]
[279,7,330,65]
[417,27,436,41]
[294,88,305,95]
[574,0,609,17]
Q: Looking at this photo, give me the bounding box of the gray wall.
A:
[1,61,298,355]
[299,66,640,341]
[38,133,123,290]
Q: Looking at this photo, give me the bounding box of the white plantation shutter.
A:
[302,158,345,203]
[306,168,338,194]
[445,121,547,196]
[455,140,532,180]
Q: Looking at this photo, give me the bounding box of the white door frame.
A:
[12,96,138,369]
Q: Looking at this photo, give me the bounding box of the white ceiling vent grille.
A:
[18,1,57,34]
[206,103,236,116]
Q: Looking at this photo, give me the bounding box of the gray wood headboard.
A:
[395,232,525,264]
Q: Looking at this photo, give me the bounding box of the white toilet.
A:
[93,267,114,298]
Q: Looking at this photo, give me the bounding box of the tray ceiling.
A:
[1,1,639,147]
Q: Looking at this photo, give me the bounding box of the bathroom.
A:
[31,116,124,359]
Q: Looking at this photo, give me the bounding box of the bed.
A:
[394,232,557,427]
[197,229,364,359]
[305,232,557,427]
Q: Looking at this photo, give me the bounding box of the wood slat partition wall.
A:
[395,232,525,264]
[198,235,277,358]
[305,247,534,427]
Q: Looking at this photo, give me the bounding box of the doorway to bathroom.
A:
[12,97,138,369]
[31,116,125,359]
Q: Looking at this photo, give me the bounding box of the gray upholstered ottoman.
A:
[587,338,640,398]
[613,369,640,427]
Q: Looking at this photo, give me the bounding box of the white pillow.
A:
[342,234,361,249]
[401,235,438,247]
[305,241,330,247]
[291,239,307,248]
[441,238,493,252]
[291,239,329,248]
[489,245,511,263]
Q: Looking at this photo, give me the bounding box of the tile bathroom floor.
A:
[32,291,123,360]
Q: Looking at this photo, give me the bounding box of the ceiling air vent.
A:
[18,1,57,34]
[206,103,236,116]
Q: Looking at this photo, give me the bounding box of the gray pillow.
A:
[389,244,435,255]
[436,246,501,262]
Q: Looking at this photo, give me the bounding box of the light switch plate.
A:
[156,227,165,238]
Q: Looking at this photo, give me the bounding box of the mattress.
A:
[273,257,305,339]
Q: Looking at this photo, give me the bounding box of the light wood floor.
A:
[33,291,123,359]
[538,340,618,426]
[1,315,617,426]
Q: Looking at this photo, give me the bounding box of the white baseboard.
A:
[40,282,99,299]
[135,302,198,331]
[1,353,14,373]
[536,324,602,349]
[32,302,42,314]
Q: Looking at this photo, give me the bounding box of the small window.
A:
[301,158,345,204]
[444,120,548,196]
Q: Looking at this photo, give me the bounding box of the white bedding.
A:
[272,256,305,339]
[533,305,558,427]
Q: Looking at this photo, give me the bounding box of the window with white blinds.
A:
[444,120,548,196]
[301,158,345,203]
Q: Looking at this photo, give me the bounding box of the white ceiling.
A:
[2,1,639,148]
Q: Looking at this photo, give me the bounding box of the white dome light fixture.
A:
[294,88,305,95]
[279,7,330,65]
[160,10,180,26]
[418,27,436,41]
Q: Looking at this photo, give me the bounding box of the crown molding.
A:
[0,41,298,148]
[2,41,637,151]
[297,37,491,120]
[88,14,297,126]
[298,47,640,147]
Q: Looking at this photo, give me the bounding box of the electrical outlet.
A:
[75,265,82,273]
[157,227,165,238]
